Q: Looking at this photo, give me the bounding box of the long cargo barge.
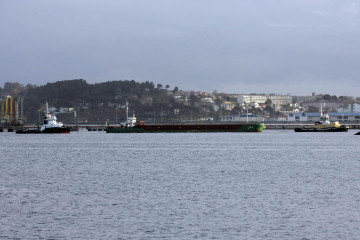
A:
[106,106,264,133]
[106,122,265,133]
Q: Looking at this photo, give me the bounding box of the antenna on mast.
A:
[126,101,129,120]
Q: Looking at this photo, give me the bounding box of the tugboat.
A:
[16,103,70,134]
[294,103,348,132]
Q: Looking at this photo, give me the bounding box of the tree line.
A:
[0,79,201,124]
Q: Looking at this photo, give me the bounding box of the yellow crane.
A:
[1,99,4,119]
[5,96,9,120]
[1,95,22,124]
[9,96,13,121]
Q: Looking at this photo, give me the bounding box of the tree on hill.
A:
[230,105,242,115]
[265,99,272,105]
[18,79,179,123]
[1,82,26,96]
[322,94,332,101]
[264,106,274,115]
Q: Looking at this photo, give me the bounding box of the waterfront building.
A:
[338,103,360,113]
[238,94,292,105]
[267,94,292,105]
[301,100,345,111]
[287,112,360,122]
[295,95,316,102]
[200,97,214,103]
[238,94,267,104]
[221,101,236,111]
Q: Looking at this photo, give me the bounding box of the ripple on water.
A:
[0,131,360,239]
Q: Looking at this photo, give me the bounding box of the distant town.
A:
[1,79,360,125]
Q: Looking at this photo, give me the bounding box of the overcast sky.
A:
[1,0,359,96]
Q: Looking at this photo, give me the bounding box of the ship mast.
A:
[319,101,324,123]
[319,100,330,125]
[126,101,129,121]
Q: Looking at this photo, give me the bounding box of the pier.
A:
[264,122,360,130]
[2,122,360,133]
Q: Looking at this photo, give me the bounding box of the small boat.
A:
[355,131,360,135]
[16,102,70,134]
[295,103,348,132]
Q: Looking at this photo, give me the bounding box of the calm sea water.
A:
[1,130,360,239]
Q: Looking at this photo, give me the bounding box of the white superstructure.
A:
[40,102,64,132]
[121,102,137,127]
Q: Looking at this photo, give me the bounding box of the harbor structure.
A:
[0,95,25,126]
[287,112,360,122]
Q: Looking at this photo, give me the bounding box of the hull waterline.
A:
[294,126,348,132]
[106,123,265,133]
[16,127,71,134]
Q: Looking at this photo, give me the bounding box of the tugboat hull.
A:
[16,127,70,134]
[42,127,71,134]
[16,129,42,134]
[294,126,348,132]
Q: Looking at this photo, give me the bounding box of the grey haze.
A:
[0,0,359,96]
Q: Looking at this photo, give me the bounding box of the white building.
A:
[58,107,75,113]
[338,103,360,113]
[200,97,214,103]
[287,112,360,122]
[301,100,345,111]
[267,94,292,105]
[238,94,292,105]
[295,95,316,102]
[238,94,267,104]
[221,101,236,111]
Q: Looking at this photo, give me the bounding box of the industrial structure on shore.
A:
[0,95,25,128]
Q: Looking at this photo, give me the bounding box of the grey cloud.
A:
[1,0,359,96]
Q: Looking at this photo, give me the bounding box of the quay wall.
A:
[2,122,360,132]
[264,122,360,130]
